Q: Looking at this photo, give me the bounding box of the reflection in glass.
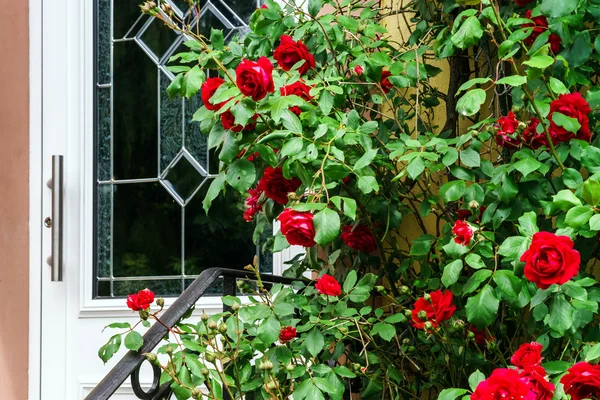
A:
[162,151,205,204]
[160,72,183,172]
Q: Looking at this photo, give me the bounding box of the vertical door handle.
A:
[46,155,64,281]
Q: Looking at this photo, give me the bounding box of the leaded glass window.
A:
[94,0,268,298]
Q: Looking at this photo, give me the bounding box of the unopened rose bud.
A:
[399,285,410,294]
[236,280,245,289]
[232,302,241,311]
[453,319,465,330]
[264,360,273,370]
[467,331,475,340]
[338,326,348,334]
[402,338,410,345]
[469,130,479,137]
[220,336,227,343]
[139,309,150,321]
[201,311,209,322]
[423,293,431,301]
[375,285,387,294]
[404,309,413,318]
[352,363,361,371]
[166,346,174,355]
[354,65,364,75]
[468,200,479,210]
[191,388,202,398]
[156,298,165,308]
[208,320,217,330]
[423,321,433,330]
[145,353,157,362]
[266,380,278,390]
[205,353,216,363]
[486,341,497,351]
[286,363,295,372]
[518,121,527,130]
[201,367,210,376]
[139,1,157,14]
[218,323,228,333]
[161,2,173,14]
[418,310,428,321]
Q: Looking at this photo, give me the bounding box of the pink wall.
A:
[0,0,30,397]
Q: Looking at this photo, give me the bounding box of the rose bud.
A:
[417,310,428,321]
[208,321,217,330]
[399,285,410,294]
[156,298,165,308]
[191,388,202,399]
[423,293,431,301]
[218,323,228,334]
[201,368,210,376]
[145,353,157,362]
[423,321,434,330]
[286,363,295,372]
[201,311,209,322]
[205,353,216,363]
[232,303,241,311]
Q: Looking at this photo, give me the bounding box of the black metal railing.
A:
[85,267,304,400]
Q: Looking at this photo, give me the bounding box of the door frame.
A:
[29,1,305,398]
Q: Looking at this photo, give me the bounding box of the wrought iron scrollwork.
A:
[131,359,173,399]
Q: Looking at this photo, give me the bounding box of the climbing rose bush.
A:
[98,0,600,398]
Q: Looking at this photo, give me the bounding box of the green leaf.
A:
[439,388,469,400]
[493,270,522,299]
[103,322,131,331]
[281,109,303,133]
[468,370,486,391]
[124,331,144,352]
[257,315,281,346]
[465,285,499,328]
[281,137,304,158]
[451,16,483,49]
[495,75,527,86]
[439,180,466,203]
[219,131,239,163]
[185,356,205,378]
[565,205,594,228]
[463,270,493,295]
[354,149,378,171]
[552,113,581,134]
[330,196,357,221]
[553,189,582,210]
[338,15,358,32]
[98,334,122,364]
[465,253,486,270]
[498,236,527,260]
[359,121,379,135]
[313,208,341,246]
[542,361,572,374]
[333,366,356,378]
[547,294,573,335]
[582,179,600,206]
[184,66,205,99]
[210,28,224,50]
[563,168,583,189]
[514,158,542,177]
[523,55,555,69]
[226,159,256,193]
[586,343,600,362]
[589,214,600,231]
[319,89,334,115]
[457,89,486,116]
[371,322,395,341]
[407,157,425,179]
[518,211,539,237]
[343,270,357,293]
[460,148,481,168]
[305,328,325,358]
[540,0,577,18]
[357,175,379,194]
[442,259,464,287]
[203,174,226,213]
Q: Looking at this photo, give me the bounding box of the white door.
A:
[34,1,301,398]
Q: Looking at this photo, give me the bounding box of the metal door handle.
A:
[46,155,64,281]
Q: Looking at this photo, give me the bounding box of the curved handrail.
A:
[85,267,305,400]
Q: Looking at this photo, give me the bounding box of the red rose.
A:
[220,110,257,133]
[452,220,473,246]
[381,70,393,93]
[260,4,268,8]
[515,0,534,6]
[520,231,580,289]
[496,111,521,147]
[522,118,548,149]
[457,207,486,223]
[340,224,377,253]
[235,57,274,101]
[273,35,315,75]
[126,288,155,311]
[201,77,226,111]
[523,11,561,54]
[279,326,297,342]
[354,65,364,75]
[511,342,543,369]
[549,92,592,143]
[315,274,342,296]
[520,367,555,400]
[280,80,314,116]
[471,369,535,400]
[257,167,301,205]
[243,188,263,222]
[410,290,456,330]
[278,208,316,247]
[561,362,600,400]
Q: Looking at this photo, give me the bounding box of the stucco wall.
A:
[0,0,30,397]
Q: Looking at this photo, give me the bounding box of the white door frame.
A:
[28,1,305,398]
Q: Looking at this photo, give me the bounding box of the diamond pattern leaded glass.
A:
[94,0,267,298]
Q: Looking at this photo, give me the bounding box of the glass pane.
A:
[96,0,111,84]
[113,183,181,277]
[162,151,206,204]
[139,19,180,61]
[159,71,183,172]
[184,184,256,276]
[112,279,183,297]
[114,0,147,39]
[184,95,208,171]
[113,41,158,179]
[96,184,112,278]
[96,87,111,181]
